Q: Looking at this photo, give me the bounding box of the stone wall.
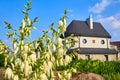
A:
[78,54,117,61]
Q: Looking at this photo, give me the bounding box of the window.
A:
[82,39,87,44]
[104,55,108,61]
[101,40,105,44]
[85,55,90,60]
[92,40,95,43]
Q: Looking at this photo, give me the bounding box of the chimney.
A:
[86,15,93,29]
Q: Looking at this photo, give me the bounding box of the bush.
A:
[56,59,120,80]
[0,54,5,67]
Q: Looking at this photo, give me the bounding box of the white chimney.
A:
[86,15,93,29]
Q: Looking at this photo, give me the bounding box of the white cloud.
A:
[89,0,110,13]
[98,13,120,28]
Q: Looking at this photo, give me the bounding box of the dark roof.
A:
[68,48,117,54]
[110,41,120,47]
[64,20,111,38]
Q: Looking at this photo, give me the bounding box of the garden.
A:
[0,1,120,80]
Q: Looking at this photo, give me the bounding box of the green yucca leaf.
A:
[4,21,12,29]
[64,10,69,15]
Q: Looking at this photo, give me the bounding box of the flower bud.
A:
[20,62,24,72]
[29,53,36,62]
[15,58,22,67]
[27,17,31,26]
[22,19,25,28]
[57,38,63,47]
[40,73,48,80]
[5,68,14,79]
[52,44,56,52]
[13,75,19,80]
[58,20,63,27]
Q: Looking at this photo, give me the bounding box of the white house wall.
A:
[80,36,110,48]
[70,36,110,49]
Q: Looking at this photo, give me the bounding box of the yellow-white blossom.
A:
[58,20,63,27]
[15,58,22,67]
[22,19,25,28]
[67,72,72,80]
[13,75,19,80]
[27,17,31,26]
[29,53,36,62]
[24,45,29,51]
[65,40,71,48]
[20,62,24,72]
[24,61,32,76]
[5,68,14,79]
[24,61,29,77]
[57,38,63,47]
[48,61,53,69]
[14,46,19,54]
[52,44,56,52]
[59,58,63,65]
[51,56,55,63]
[58,47,64,57]
[43,62,49,73]
[22,53,27,60]
[40,73,48,80]
[64,55,72,65]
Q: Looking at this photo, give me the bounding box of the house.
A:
[110,41,120,60]
[63,16,117,61]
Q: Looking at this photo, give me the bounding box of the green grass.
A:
[56,59,120,80]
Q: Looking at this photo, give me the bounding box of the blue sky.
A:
[0,0,120,47]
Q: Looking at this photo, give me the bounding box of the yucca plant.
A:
[4,1,76,80]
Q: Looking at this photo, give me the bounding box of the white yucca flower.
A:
[27,17,31,26]
[13,42,17,50]
[29,53,36,62]
[56,60,59,66]
[57,38,63,47]
[40,73,48,80]
[43,62,49,72]
[64,55,72,65]
[22,19,25,28]
[28,65,32,75]
[14,46,19,54]
[23,61,32,76]
[22,53,27,60]
[51,56,55,63]
[58,47,64,56]
[15,58,22,67]
[58,20,63,27]
[52,44,56,52]
[20,62,24,72]
[48,61,53,69]
[67,72,72,80]
[5,68,14,79]
[24,61,29,77]
[24,45,29,51]
[66,40,71,48]
[59,59,63,65]
[13,75,19,80]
